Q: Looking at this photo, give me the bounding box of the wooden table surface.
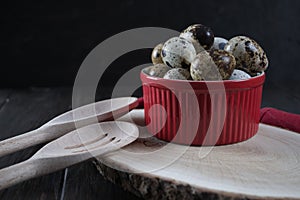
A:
[0,87,141,200]
[0,84,299,200]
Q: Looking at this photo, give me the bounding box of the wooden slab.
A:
[94,109,300,200]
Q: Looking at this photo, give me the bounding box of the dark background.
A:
[0,0,299,111]
[0,1,299,199]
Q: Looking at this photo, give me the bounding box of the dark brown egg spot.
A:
[245,45,255,57]
[246,49,254,57]
[187,24,214,50]
[241,61,248,69]
[153,51,160,58]
[245,41,251,46]
[219,43,226,49]
[161,50,167,57]
[166,61,172,68]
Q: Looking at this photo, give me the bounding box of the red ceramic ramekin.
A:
[140,68,265,146]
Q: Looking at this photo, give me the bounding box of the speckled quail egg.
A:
[211,37,228,50]
[180,24,214,52]
[229,69,251,80]
[151,43,164,64]
[224,36,268,75]
[209,49,236,80]
[161,37,196,69]
[163,68,191,80]
[190,51,222,81]
[144,64,171,78]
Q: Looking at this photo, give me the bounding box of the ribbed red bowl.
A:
[140,68,265,146]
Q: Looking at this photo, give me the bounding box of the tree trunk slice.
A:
[94,109,300,200]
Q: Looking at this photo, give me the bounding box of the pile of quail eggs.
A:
[146,24,268,81]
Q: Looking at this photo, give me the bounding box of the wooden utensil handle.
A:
[0,158,47,190]
[0,129,57,157]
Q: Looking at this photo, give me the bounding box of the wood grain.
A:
[95,109,300,200]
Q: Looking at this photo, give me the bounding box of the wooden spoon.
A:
[0,97,140,157]
[0,121,138,190]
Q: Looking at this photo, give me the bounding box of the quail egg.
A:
[163,68,191,80]
[229,69,251,80]
[161,37,196,69]
[224,36,268,75]
[190,51,222,81]
[209,49,236,79]
[144,64,171,78]
[151,43,164,64]
[211,37,228,50]
[180,24,214,51]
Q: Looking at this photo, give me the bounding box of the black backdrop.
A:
[0,0,299,93]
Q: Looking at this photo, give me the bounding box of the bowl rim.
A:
[140,66,266,90]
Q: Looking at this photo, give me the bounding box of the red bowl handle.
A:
[136,97,144,108]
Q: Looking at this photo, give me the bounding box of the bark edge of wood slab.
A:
[94,109,300,200]
[94,161,237,200]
